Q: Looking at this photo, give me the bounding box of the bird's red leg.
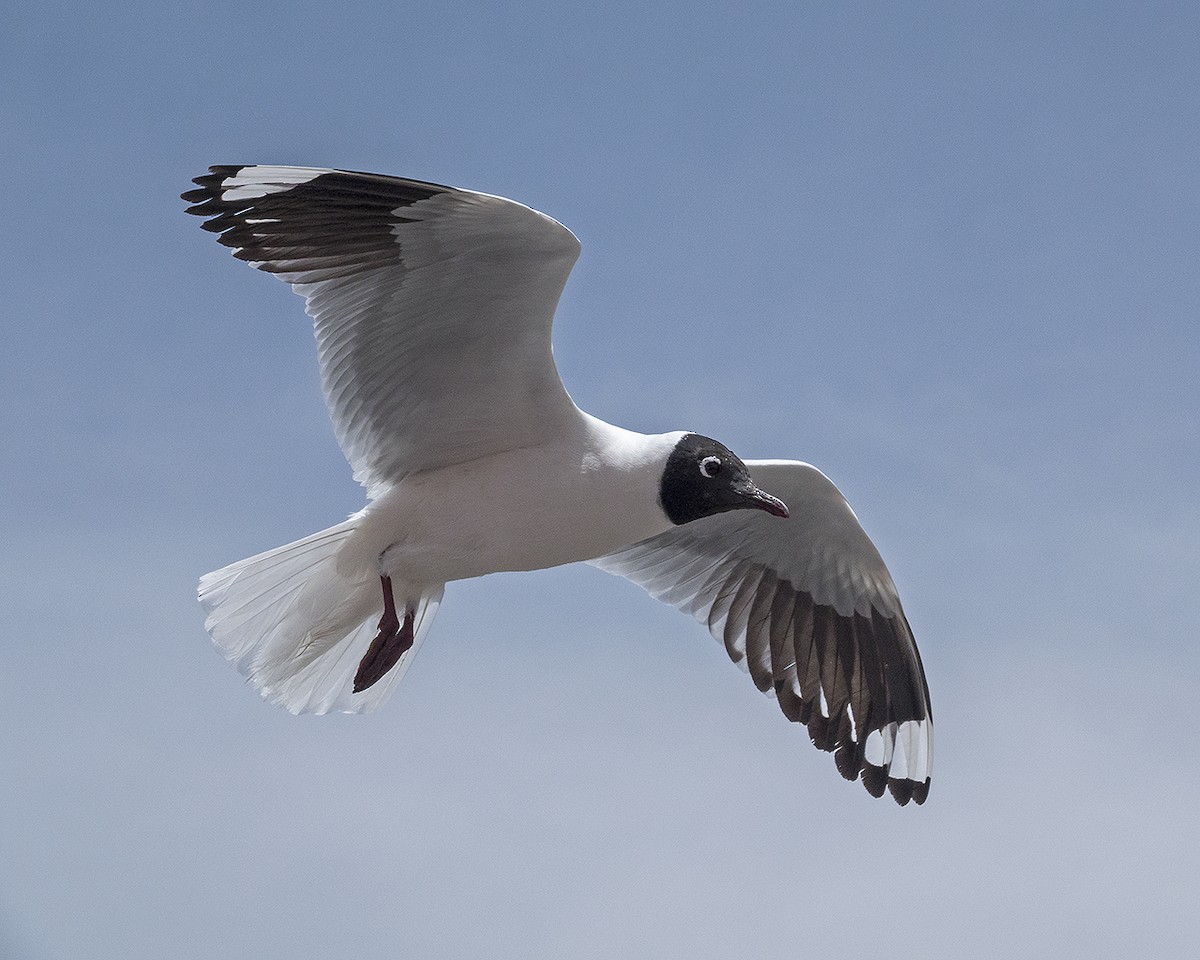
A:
[353,576,415,693]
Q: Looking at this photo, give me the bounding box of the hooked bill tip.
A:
[747,487,789,518]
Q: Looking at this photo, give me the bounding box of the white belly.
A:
[338,420,683,589]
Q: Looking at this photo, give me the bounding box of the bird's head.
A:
[658,433,790,526]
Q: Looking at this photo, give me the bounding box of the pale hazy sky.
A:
[3,1,1198,957]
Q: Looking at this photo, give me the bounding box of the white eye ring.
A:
[699,456,722,478]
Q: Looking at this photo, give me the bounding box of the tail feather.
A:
[198,519,442,715]
[259,591,442,714]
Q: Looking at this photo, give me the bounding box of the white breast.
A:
[339,416,685,588]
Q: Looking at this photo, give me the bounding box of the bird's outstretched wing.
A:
[590,460,933,804]
[184,165,582,495]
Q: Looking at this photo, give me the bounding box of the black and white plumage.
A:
[184,165,933,805]
[590,461,931,804]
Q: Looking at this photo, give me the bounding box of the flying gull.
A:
[183,166,933,804]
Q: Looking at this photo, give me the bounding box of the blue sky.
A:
[2,1,1198,957]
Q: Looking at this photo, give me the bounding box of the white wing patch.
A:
[218,165,332,201]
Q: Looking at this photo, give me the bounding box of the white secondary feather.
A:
[184,165,935,804]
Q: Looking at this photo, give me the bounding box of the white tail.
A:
[198,519,443,715]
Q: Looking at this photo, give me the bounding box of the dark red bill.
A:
[741,485,789,518]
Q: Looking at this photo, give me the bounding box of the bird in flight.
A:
[183,166,933,804]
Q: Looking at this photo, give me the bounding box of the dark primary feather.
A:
[733,562,931,803]
[591,460,934,806]
[182,166,445,281]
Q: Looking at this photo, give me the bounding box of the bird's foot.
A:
[353,576,415,693]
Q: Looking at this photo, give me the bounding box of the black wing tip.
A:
[774,679,803,722]
[861,763,888,798]
[181,165,246,206]
[887,778,913,805]
[778,691,931,805]
[834,742,860,781]
[886,777,929,806]
[830,751,931,805]
[180,165,451,227]
[806,713,834,752]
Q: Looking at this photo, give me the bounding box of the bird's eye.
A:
[699,456,722,478]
